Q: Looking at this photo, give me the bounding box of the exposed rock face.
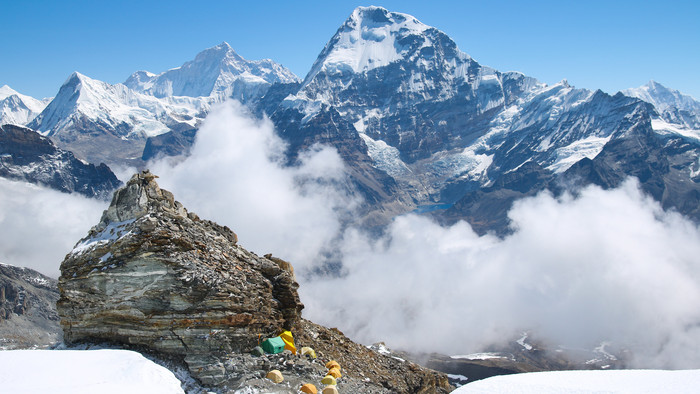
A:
[57,170,452,392]
[296,320,453,393]
[0,263,61,349]
[0,124,121,199]
[57,170,304,386]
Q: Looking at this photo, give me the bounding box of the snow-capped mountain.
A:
[623,80,700,131]
[0,85,50,126]
[262,6,700,231]
[15,6,700,233]
[278,6,634,186]
[25,43,299,166]
[125,42,299,102]
[28,72,213,166]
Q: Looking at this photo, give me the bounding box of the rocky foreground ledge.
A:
[57,170,452,393]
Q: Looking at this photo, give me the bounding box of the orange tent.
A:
[300,383,318,394]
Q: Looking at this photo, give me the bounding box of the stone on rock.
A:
[266,369,284,384]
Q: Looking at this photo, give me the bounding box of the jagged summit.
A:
[622,80,700,130]
[59,170,304,385]
[0,85,20,100]
[124,41,299,101]
[0,85,49,126]
[303,6,458,83]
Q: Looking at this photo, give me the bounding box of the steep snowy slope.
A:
[623,80,700,130]
[267,6,675,229]
[0,85,49,126]
[125,42,299,102]
[29,72,213,166]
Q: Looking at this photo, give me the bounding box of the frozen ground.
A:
[0,349,184,393]
[455,369,700,393]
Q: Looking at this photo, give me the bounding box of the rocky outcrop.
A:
[0,263,61,349]
[0,124,121,199]
[57,170,452,392]
[296,320,453,393]
[57,170,304,386]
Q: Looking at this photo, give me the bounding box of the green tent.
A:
[262,336,285,354]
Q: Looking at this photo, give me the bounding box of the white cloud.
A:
[150,101,353,268]
[301,180,700,368]
[0,178,105,278]
[2,101,699,369]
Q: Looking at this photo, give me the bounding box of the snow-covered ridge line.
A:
[125,41,299,100]
[32,72,213,140]
[0,85,50,126]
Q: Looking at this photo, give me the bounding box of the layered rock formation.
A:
[57,170,304,386]
[57,170,451,392]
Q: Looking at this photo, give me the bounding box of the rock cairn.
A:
[57,170,304,386]
[57,170,452,392]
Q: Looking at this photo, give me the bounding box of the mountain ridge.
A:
[3,6,699,234]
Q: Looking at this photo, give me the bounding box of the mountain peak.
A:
[305,6,434,81]
[124,42,298,100]
[0,85,19,100]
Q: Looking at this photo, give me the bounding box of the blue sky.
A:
[2,0,699,99]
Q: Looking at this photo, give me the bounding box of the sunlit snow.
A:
[0,349,184,393]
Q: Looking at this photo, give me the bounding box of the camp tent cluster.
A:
[258,330,343,393]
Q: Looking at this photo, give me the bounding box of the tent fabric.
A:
[326,367,342,379]
[300,383,318,394]
[261,336,285,354]
[280,330,297,354]
[320,375,337,386]
[325,360,340,370]
[322,386,339,394]
[301,346,317,359]
[266,369,284,383]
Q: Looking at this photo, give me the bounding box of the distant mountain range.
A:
[1,6,699,233]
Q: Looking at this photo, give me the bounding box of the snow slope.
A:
[454,369,700,393]
[0,85,49,126]
[32,72,212,140]
[623,80,700,130]
[125,42,299,102]
[0,349,184,393]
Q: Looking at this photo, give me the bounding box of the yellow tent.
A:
[301,346,317,359]
[326,367,342,379]
[279,330,297,354]
[325,360,340,370]
[320,375,337,386]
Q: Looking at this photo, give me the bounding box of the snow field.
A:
[454,369,700,393]
[0,349,184,393]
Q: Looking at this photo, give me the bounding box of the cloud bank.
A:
[2,101,698,369]
[0,178,105,278]
[302,181,700,368]
[149,102,700,368]
[150,101,353,267]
